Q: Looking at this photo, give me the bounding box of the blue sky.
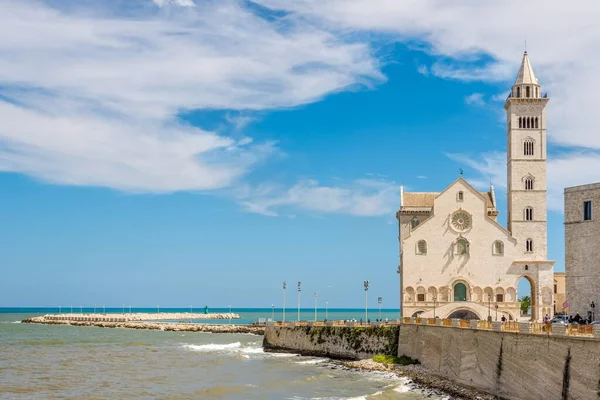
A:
[1,0,599,308]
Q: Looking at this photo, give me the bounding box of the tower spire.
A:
[514,51,537,85]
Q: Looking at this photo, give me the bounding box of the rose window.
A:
[451,211,472,231]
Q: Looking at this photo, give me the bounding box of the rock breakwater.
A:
[22,316,264,335]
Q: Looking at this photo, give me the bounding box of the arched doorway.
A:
[411,311,424,317]
[447,309,480,320]
[517,275,536,321]
[454,282,467,301]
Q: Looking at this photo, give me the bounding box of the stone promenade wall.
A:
[399,324,600,400]
[263,324,399,360]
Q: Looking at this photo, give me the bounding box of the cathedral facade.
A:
[397,52,554,321]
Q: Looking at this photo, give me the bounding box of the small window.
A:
[535,117,539,129]
[526,86,530,98]
[417,294,425,302]
[457,191,464,201]
[516,87,521,98]
[535,87,539,98]
[411,218,420,229]
[584,200,592,221]
[526,239,533,252]
[554,284,558,294]
[525,207,533,221]
[525,177,534,190]
[496,294,504,303]
[524,139,534,156]
[417,240,427,255]
[493,240,504,256]
[518,117,522,128]
[456,238,469,255]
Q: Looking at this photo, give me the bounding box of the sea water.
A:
[0,310,437,399]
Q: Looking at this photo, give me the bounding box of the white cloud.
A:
[464,93,485,106]
[154,0,195,7]
[239,178,398,217]
[0,0,382,192]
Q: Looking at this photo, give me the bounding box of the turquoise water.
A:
[0,311,435,399]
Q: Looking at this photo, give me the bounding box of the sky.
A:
[1,0,599,308]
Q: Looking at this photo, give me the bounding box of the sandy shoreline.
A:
[342,359,496,400]
[22,316,264,335]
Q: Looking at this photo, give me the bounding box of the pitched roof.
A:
[514,51,538,85]
[402,191,494,209]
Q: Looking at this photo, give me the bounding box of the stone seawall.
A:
[263,325,399,360]
[398,324,600,400]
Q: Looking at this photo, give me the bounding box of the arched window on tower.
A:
[518,117,522,128]
[525,176,534,190]
[416,240,427,255]
[535,117,539,129]
[493,240,504,256]
[516,87,521,98]
[524,138,534,156]
[527,117,531,129]
[525,207,534,221]
[535,87,539,98]
[526,86,530,98]
[526,238,534,252]
[411,217,420,229]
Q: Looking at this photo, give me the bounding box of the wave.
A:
[182,342,242,352]
[296,358,327,365]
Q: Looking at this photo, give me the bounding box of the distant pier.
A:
[38,312,239,323]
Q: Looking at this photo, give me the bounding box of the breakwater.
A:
[38,312,239,322]
[263,323,399,359]
[22,316,264,335]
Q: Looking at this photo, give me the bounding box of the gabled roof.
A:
[402,187,494,209]
[514,51,538,85]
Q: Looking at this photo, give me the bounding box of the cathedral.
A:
[397,52,554,321]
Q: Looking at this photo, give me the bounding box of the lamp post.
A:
[93,304,96,314]
[80,306,83,314]
[103,305,105,315]
[495,303,498,321]
[325,301,328,320]
[378,297,382,321]
[297,281,301,321]
[433,295,437,319]
[229,304,232,324]
[283,281,287,322]
[272,304,275,321]
[157,305,160,314]
[58,305,61,315]
[313,292,318,322]
[364,281,369,322]
[487,295,492,321]
[590,301,596,322]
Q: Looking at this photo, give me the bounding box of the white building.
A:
[396,52,555,321]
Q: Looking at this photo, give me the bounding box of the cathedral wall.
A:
[565,183,600,319]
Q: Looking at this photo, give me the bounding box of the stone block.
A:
[519,322,532,333]
[594,325,600,338]
[421,318,428,325]
[346,322,355,327]
[409,317,415,324]
[492,321,503,331]
[451,318,460,327]
[552,323,567,335]
[470,320,479,329]
[325,321,333,327]
[436,318,443,326]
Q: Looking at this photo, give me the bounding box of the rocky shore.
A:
[342,359,496,400]
[22,317,264,335]
[39,312,240,322]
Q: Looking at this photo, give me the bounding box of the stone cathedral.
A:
[397,52,554,321]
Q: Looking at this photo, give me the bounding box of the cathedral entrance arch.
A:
[447,309,480,320]
[517,275,537,321]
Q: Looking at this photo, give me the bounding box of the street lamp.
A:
[282,281,287,322]
[487,295,492,322]
[314,292,318,322]
[378,297,382,321]
[229,304,232,324]
[58,305,61,314]
[364,281,369,322]
[80,306,83,314]
[433,295,437,319]
[591,301,596,321]
[157,305,160,314]
[272,304,275,321]
[325,301,328,320]
[103,305,105,314]
[495,303,498,321]
[297,281,301,322]
[93,304,96,314]
[70,305,73,315]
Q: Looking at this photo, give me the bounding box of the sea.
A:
[0,308,441,399]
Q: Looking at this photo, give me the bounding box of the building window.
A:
[535,87,539,98]
[554,284,557,294]
[493,240,504,256]
[535,117,539,129]
[457,191,464,201]
[496,294,504,302]
[525,177,534,190]
[411,217,420,229]
[456,238,469,255]
[516,87,521,98]
[525,207,533,221]
[518,117,522,128]
[584,200,592,221]
[524,138,534,156]
[526,239,533,252]
[454,283,467,301]
[417,294,425,302]
[526,86,530,98]
[417,240,427,255]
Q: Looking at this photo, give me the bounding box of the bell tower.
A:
[504,51,549,259]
